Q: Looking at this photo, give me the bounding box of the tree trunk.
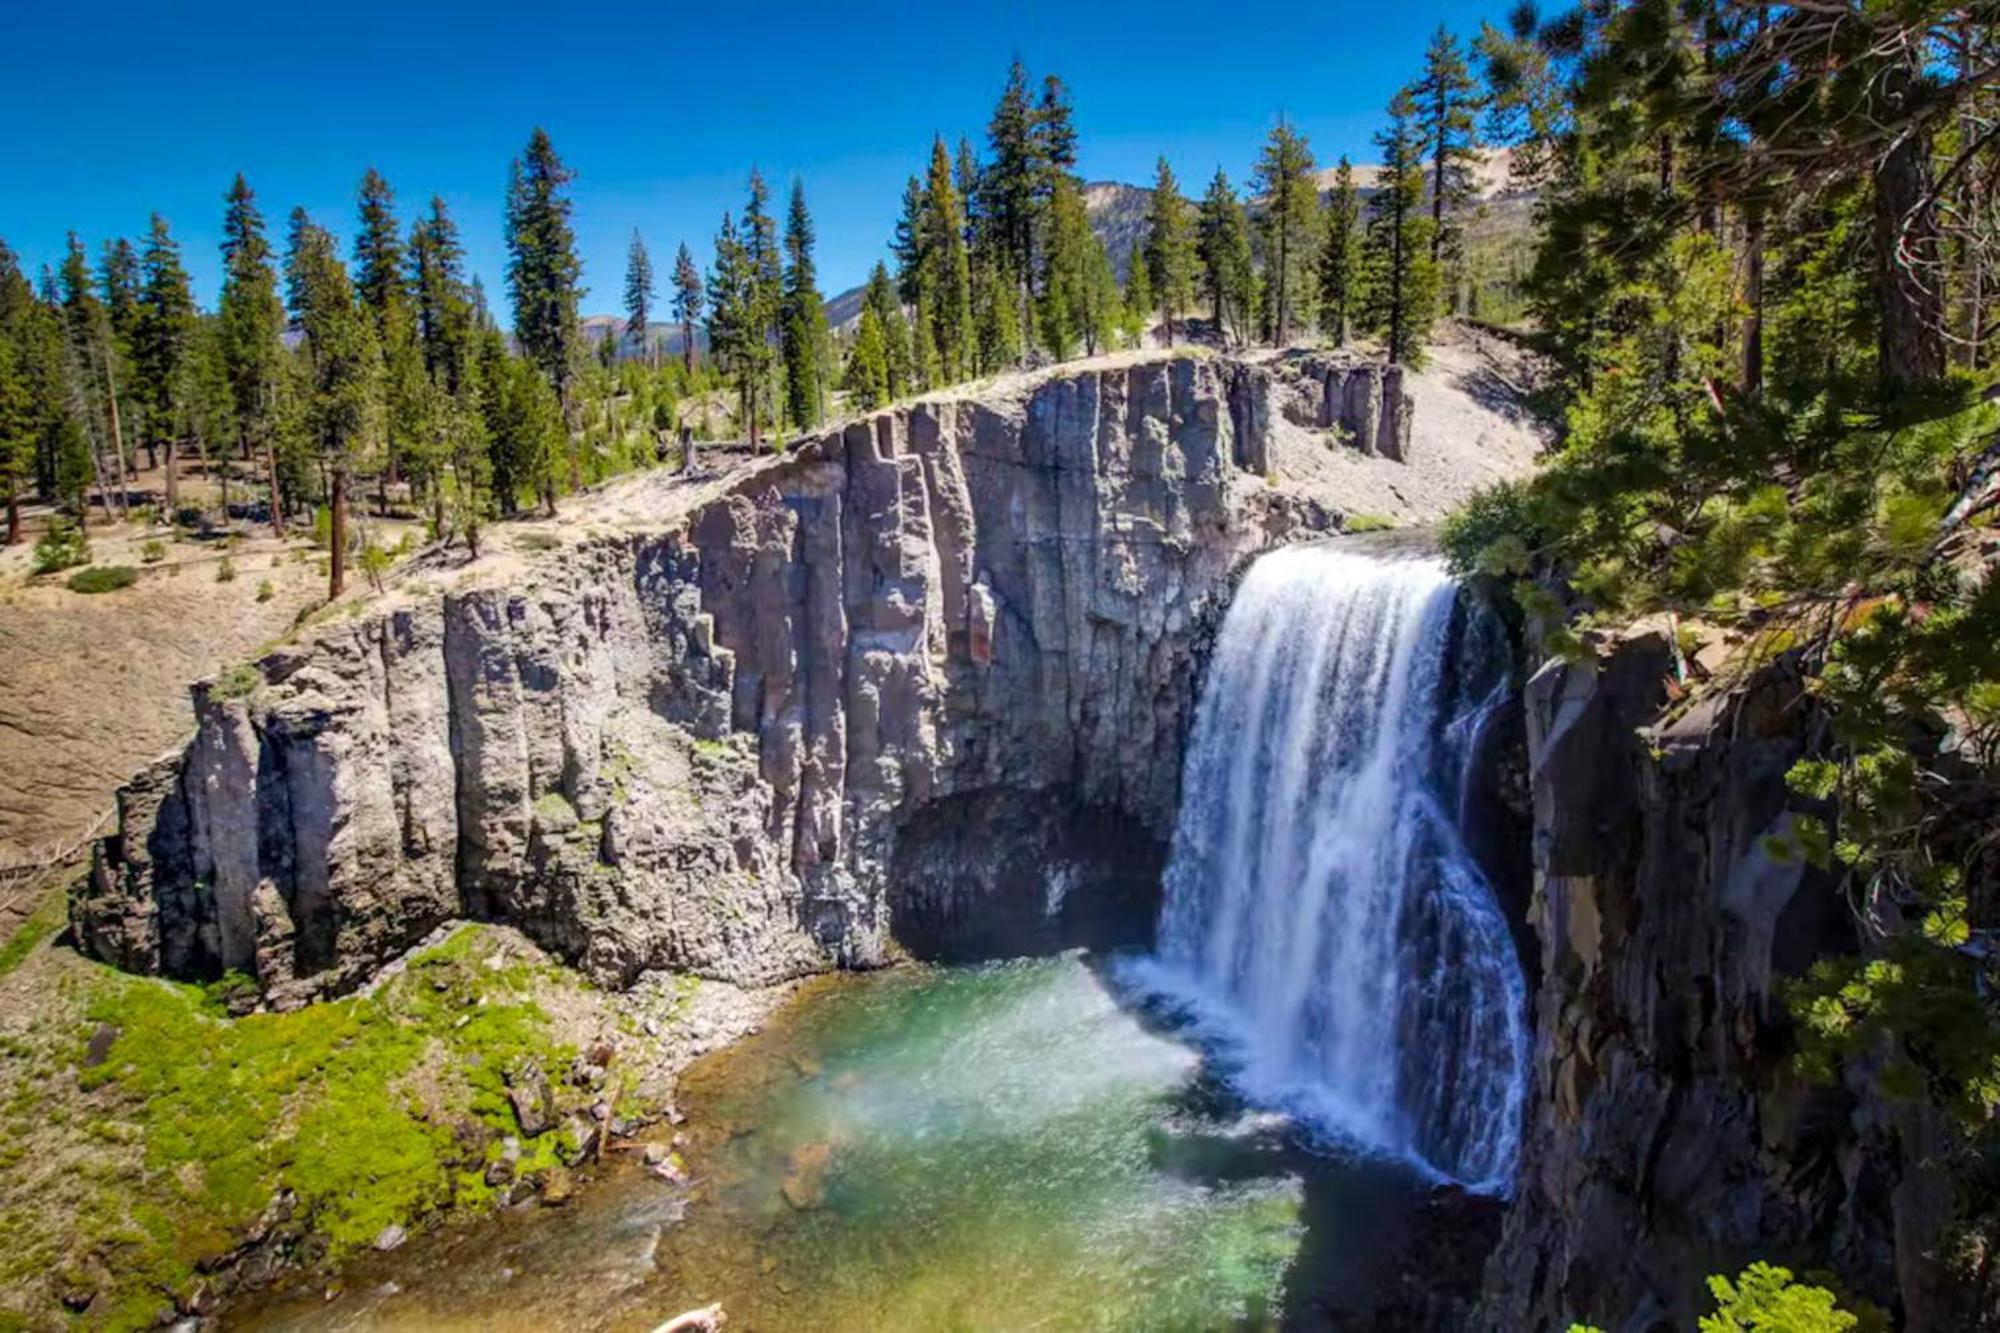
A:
[683,318,694,374]
[163,435,179,513]
[1742,203,1766,396]
[102,356,129,518]
[329,466,348,598]
[5,493,19,545]
[562,375,582,492]
[266,430,286,539]
[1874,59,1946,388]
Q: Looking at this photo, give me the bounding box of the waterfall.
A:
[1140,544,1528,1195]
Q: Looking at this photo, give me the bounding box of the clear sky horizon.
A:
[1,0,1507,320]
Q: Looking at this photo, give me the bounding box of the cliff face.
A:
[75,354,1380,1006]
[1478,630,1962,1331]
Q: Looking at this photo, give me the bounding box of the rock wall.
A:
[1477,629,1962,1331]
[75,354,1335,1006]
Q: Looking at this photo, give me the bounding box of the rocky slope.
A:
[72,351,1413,1006]
[1477,626,1967,1330]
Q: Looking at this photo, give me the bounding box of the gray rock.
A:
[76,353,1336,1000]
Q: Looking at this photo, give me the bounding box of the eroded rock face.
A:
[76,355,1332,1005]
[1477,632,1958,1331]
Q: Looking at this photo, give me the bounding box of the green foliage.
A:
[0,887,68,980]
[209,662,264,700]
[1145,158,1198,343]
[140,538,165,563]
[1198,171,1257,345]
[1343,513,1397,533]
[256,578,275,603]
[1361,89,1440,366]
[31,517,89,573]
[215,554,236,583]
[1697,1263,1862,1333]
[66,564,137,594]
[62,926,577,1317]
[1252,120,1319,345]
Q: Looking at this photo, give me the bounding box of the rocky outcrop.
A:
[1228,350,1414,469]
[76,353,1340,1005]
[1477,630,1961,1331]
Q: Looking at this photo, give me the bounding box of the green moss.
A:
[1343,512,1397,533]
[56,926,575,1322]
[533,790,575,823]
[209,663,264,701]
[0,888,67,980]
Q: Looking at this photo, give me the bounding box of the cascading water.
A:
[1137,544,1528,1195]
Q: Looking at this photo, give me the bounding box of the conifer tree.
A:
[408,197,474,394]
[285,210,382,595]
[981,60,1040,352]
[781,180,829,429]
[219,174,289,534]
[1197,170,1256,346]
[1412,26,1482,284]
[1081,241,1123,356]
[706,210,770,446]
[1123,250,1153,347]
[505,128,583,497]
[1252,121,1319,345]
[844,305,891,411]
[1144,158,1198,345]
[57,235,125,522]
[671,242,704,374]
[742,170,784,435]
[353,169,407,326]
[1319,157,1363,345]
[1038,174,1094,361]
[0,321,31,545]
[135,214,195,510]
[863,262,913,398]
[919,139,976,384]
[624,229,655,365]
[97,238,139,485]
[1362,89,1441,366]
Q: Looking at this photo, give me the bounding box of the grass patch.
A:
[27,927,579,1325]
[514,531,560,552]
[66,565,139,595]
[209,663,264,701]
[1344,512,1398,534]
[0,888,69,980]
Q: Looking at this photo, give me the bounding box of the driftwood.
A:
[652,1304,725,1333]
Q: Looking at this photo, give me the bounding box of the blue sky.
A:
[1,0,1505,316]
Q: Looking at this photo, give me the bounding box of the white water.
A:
[1140,544,1528,1194]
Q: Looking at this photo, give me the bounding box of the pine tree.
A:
[844,305,891,411]
[981,60,1040,355]
[1144,159,1198,345]
[742,170,783,437]
[408,196,474,394]
[97,238,140,484]
[920,138,976,384]
[891,175,925,307]
[706,210,771,446]
[505,128,582,500]
[1363,89,1442,366]
[1318,157,1363,345]
[135,214,195,511]
[670,242,704,374]
[1197,170,1256,345]
[57,235,123,523]
[863,262,913,398]
[1038,174,1094,361]
[1412,26,1482,285]
[1123,250,1153,347]
[353,168,407,327]
[1081,240,1123,356]
[624,229,655,365]
[219,173,289,534]
[781,180,829,429]
[0,316,32,544]
[285,210,382,596]
[1252,121,1319,345]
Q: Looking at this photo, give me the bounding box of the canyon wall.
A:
[73,354,1389,1006]
[1479,629,1968,1331]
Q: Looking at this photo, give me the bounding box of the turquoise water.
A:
[233,954,1438,1332]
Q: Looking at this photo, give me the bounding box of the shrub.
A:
[140,539,167,564]
[216,556,237,583]
[31,520,89,575]
[1344,512,1397,533]
[255,579,275,603]
[66,565,139,595]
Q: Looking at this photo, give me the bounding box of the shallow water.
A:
[232,954,1444,1332]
